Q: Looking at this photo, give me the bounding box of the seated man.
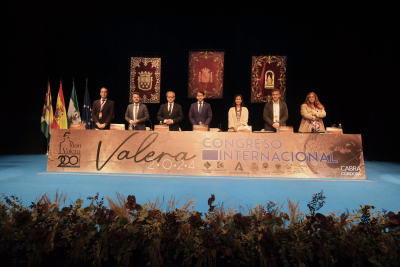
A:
[189,90,212,129]
[263,89,288,132]
[91,87,115,130]
[157,91,183,131]
[125,92,149,130]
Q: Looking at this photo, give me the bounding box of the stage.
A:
[1,154,399,214]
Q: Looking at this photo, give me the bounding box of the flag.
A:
[82,79,93,129]
[67,80,81,127]
[53,80,68,129]
[40,81,54,146]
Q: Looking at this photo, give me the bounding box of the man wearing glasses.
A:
[157,91,184,131]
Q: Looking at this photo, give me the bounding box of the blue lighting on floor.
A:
[1,155,399,214]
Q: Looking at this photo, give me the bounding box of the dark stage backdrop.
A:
[2,2,399,161]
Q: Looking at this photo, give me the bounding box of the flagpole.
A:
[46,77,50,156]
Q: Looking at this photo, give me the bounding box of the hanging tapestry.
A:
[251,55,287,103]
[130,57,161,103]
[188,51,224,99]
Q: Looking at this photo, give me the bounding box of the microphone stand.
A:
[147,118,153,131]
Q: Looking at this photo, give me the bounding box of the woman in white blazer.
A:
[228,94,249,131]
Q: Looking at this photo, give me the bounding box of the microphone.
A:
[147,118,153,131]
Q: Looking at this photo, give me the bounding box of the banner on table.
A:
[188,51,224,99]
[130,57,161,103]
[251,55,287,103]
[48,130,365,180]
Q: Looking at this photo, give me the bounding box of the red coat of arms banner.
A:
[130,57,161,103]
[251,55,287,103]
[188,51,224,99]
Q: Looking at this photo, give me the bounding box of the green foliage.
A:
[0,192,399,267]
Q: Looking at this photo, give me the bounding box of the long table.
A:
[47,129,366,179]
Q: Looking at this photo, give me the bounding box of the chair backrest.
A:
[70,123,85,130]
[154,125,169,131]
[110,124,125,130]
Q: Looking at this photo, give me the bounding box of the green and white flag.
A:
[67,80,81,127]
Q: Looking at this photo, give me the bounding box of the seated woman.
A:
[299,92,326,132]
[228,94,249,131]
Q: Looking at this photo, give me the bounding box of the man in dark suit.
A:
[91,87,115,130]
[157,91,183,131]
[263,89,288,132]
[189,90,212,129]
[125,92,149,130]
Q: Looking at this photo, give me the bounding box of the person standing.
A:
[189,91,212,129]
[125,92,149,130]
[157,91,183,131]
[228,94,249,132]
[298,92,326,132]
[263,89,288,132]
[91,87,115,130]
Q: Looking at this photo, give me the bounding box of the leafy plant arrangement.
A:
[0,190,399,267]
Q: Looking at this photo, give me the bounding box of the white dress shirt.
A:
[273,100,280,123]
[96,98,108,129]
[131,103,140,125]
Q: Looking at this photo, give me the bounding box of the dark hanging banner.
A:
[130,57,161,103]
[251,55,287,103]
[188,51,224,99]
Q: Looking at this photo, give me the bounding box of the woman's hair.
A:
[232,94,244,107]
[304,92,324,109]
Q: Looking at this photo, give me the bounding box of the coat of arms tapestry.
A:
[251,55,287,103]
[188,51,224,99]
[130,57,161,103]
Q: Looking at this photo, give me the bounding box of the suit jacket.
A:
[92,99,115,130]
[157,102,183,131]
[189,102,212,127]
[125,103,150,130]
[298,104,326,132]
[263,100,288,132]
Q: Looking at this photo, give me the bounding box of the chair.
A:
[110,124,125,130]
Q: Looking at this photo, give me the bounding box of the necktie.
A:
[199,102,203,114]
[100,99,105,112]
[168,104,172,116]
